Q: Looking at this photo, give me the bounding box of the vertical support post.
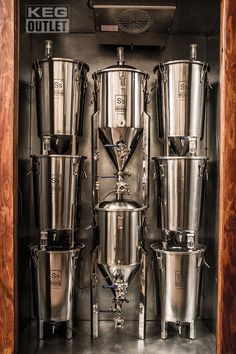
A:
[71,135,77,156]
[188,320,196,340]
[161,319,168,339]
[91,246,99,339]
[142,113,150,207]
[38,320,44,340]
[66,316,73,340]
[139,247,147,340]
[92,113,99,208]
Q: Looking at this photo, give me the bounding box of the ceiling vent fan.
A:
[88,0,176,46]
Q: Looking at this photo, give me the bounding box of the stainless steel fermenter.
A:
[96,199,145,284]
[154,156,207,232]
[30,244,84,323]
[153,48,209,155]
[93,49,149,171]
[33,57,89,138]
[32,155,86,230]
[151,243,205,324]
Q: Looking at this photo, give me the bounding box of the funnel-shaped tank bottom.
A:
[168,137,190,156]
[99,127,143,171]
[98,263,140,286]
[48,136,73,154]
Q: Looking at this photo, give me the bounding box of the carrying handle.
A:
[32,60,42,81]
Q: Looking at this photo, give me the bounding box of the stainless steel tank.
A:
[154,156,207,232]
[33,57,89,138]
[96,199,145,284]
[153,51,209,155]
[32,155,86,230]
[30,244,84,323]
[93,47,149,171]
[151,243,205,323]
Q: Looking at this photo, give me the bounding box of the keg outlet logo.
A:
[26,6,69,33]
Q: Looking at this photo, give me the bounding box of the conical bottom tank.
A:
[151,243,205,323]
[96,199,145,286]
[30,244,84,322]
[32,155,86,230]
[154,156,207,232]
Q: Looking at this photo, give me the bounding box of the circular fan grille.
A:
[118,9,152,34]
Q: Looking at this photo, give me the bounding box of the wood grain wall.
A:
[217,0,236,353]
[0,0,18,353]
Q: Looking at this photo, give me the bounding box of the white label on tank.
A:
[50,270,62,288]
[175,270,184,288]
[178,81,188,99]
[54,79,64,97]
[115,95,127,110]
[51,174,62,193]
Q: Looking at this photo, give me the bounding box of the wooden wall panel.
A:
[217,0,236,353]
[0,0,18,353]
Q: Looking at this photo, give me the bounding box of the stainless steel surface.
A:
[18,320,216,354]
[96,199,144,284]
[33,55,89,141]
[32,155,85,230]
[139,247,147,340]
[18,31,219,334]
[91,47,149,335]
[154,157,207,232]
[93,57,149,171]
[91,0,176,46]
[154,57,209,155]
[30,244,84,323]
[151,243,205,324]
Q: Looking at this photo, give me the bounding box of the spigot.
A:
[187,232,195,249]
[190,44,198,61]
[45,40,53,59]
[117,47,125,66]
[40,230,48,250]
[42,135,51,155]
[51,321,56,335]
[189,137,198,156]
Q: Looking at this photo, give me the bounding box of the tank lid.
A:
[36,58,90,71]
[96,199,145,211]
[151,242,206,254]
[152,156,208,161]
[93,46,148,76]
[94,64,148,76]
[153,60,210,73]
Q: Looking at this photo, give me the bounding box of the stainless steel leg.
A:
[66,318,73,340]
[91,247,99,339]
[139,247,147,340]
[188,320,196,340]
[161,319,168,339]
[92,303,99,339]
[37,319,44,340]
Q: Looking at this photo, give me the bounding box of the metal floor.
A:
[18,320,216,354]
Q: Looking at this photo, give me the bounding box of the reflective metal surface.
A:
[30,244,84,324]
[33,58,89,139]
[154,157,207,232]
[18,32,219,338]
[154,59,209,155]
[32,155,85,230]
[18,320,216,354]
[93,60,149,171]
[96,199,144,284]
[151,243,205,324]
